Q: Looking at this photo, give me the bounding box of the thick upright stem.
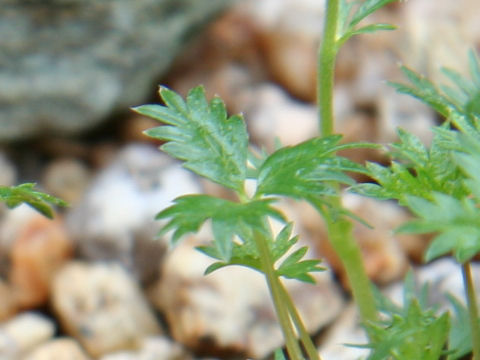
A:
[318,0,339,136]
[325,215,378,338]
[254,232,304,360]
[317,0,378,338]
[462,262,480,360]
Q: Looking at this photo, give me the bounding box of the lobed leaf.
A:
[255,136,370,203]
[391,50,480,129]
[398,193,480,263]
[446,294,477,359]
[0,183,67,219]
[200,222,324,283]
[276,246,324,283]
[352,127,467,204]
[363,282,450,360]
[156,194,285,261]
[348,0,397,28]
[134,86,248,193]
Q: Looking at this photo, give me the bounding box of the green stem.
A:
[254,232,304,360]
[318,0,339,136]
[325,215,378,338]
[317,0,378,340]
[278,280,322,360]
[462,261,480,360]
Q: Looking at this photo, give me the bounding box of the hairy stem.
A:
[254,231,304,360]
[278,280,322,360]
[462,261,480,360]
[325,215,378,338]
[318,0,339,136]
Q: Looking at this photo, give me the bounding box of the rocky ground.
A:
[0,0,479,359]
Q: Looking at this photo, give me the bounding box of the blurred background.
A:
[0,0,479,359]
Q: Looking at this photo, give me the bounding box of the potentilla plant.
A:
[135,0,480,359]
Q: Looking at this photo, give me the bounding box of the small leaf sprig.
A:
[0,183,67,219]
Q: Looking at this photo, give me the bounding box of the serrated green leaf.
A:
[365,299,449,360]
[398,193,480,263]
[157,194,285,261]
[338,23,395,46]
[134,86,248,192]
[198,222,322,283]
[392,51,480,127]
[389,66,453,117]
[446,294,476,359]
[0,183,67,219]
[270,223,298,262]
[276,246,324,283]
[338,0,355,37]
[349,0,397,28]
[352,127,468,205]
[255,136,368,202]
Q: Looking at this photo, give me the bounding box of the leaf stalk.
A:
[253,231,304,360]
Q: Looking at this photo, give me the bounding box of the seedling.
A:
[135,0,480,359]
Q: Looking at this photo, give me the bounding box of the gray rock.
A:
[0,0,234,141]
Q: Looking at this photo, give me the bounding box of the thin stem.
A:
[278,280,322,360]
[254,232,304,360]
[318,0,339,136]
[462,261,480,360]
[325,215,378,338]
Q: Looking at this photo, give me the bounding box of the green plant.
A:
[134,0,480,359]
[0,183,66,218]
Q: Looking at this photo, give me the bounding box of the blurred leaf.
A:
[352,127,467,204]
[398,193,480,263]
[446,294,476,359]
[361,274,450,360]
[0,183,67,219]
[348,0,397,27]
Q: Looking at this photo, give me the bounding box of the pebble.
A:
[148,235,344,359]
[66,143,201,284]
[318,304,369,360]
[42,157,91,206]
[0,312,55,359]
[51,261,162,358]
[0,205,73,311]
[246,83,318,150]
[24,338,91,360]
[240,0,324,101]
[100,336,192,360]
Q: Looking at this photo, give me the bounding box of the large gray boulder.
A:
[0,0,233,141]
